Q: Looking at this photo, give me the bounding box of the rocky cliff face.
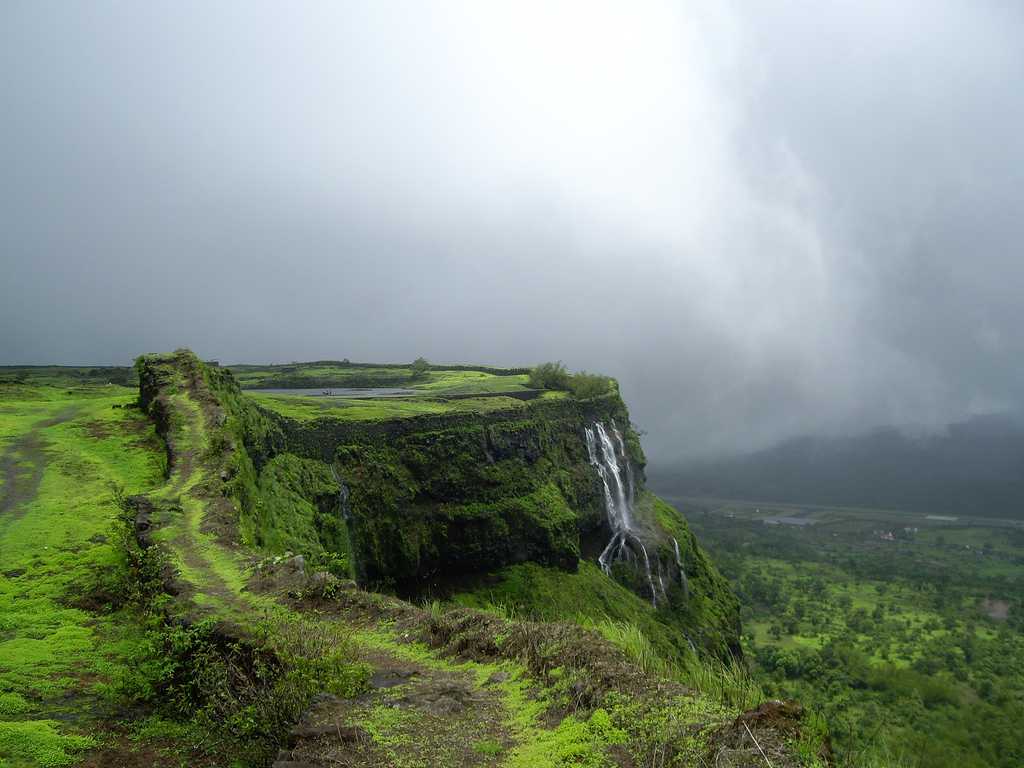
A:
[196,359,740,662]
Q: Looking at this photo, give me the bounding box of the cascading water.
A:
[586,420,661,606]
[330,466,352,522]
[672,537,689,599]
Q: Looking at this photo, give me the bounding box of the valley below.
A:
[656,495,1024,768]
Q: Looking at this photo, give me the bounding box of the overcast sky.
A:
[3,1,1023,461]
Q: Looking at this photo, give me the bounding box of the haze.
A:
[3,1,1023,461]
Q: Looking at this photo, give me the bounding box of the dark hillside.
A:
[651,414,1024,519]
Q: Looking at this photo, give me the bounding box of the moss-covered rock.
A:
[141,351,741,662]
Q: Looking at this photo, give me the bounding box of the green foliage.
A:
[688,500,1024,768]
[410,356,430,379]
[125,615,371,764]
[528,363,614,399]
[567,371,614,399]
[528,361,572,391]
[473,738,504,756]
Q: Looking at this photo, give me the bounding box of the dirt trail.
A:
[151,397,255,617]
[276,643,513,768]
[0,406,79,520]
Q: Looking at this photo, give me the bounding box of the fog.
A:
[3,1,1023,461]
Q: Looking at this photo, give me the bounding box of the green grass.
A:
[410,370,530,395]
[248,391,530,422]
[452,561,688,664]
[228,362,531,395]
[0,384,164,767]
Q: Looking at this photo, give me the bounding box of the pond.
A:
[250,387,418,398]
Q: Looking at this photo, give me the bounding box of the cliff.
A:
[122,350,824,767]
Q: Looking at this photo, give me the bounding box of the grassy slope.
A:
[0,384,163,767]
[452,560,695,665]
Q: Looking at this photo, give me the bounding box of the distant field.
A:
[0,365,135,388]
[231,361,559,422]
[248,388,567,422]
[247,391,528,421]
[227,362,532,395]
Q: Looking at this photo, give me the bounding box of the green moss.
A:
[0,384,165,762]
[505,709,621,768]
[472,738,504,756]
[0,721,95,767]
[244,454,344,556]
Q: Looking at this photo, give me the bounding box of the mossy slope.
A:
[118,350,819,767]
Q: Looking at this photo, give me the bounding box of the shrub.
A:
[528,363,613,398]
[411,357,430,379]
[568,372,613,399]
[528,361,572,391]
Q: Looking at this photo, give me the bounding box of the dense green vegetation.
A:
[527,361,615,399]
[0,354,823,767]
[673,497,1024,768]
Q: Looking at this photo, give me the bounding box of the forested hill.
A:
[651,413,1024,520]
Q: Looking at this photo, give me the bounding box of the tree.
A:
[411,357,430,379]
[528,361,571,390]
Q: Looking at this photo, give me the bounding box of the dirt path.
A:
[0,406,79,520]
[151,400,256,618]
[277,644,513,768]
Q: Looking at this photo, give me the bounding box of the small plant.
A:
[472,738,504,756]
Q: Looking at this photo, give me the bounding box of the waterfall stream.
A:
[331,466,352,522]
[586,421,662,606]
[585,421,691,608]
[672,537,689,599]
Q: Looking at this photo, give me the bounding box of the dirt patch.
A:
[982,598,1010,620]
[0,406,79,519]
[278,664,511,768]
[80,735,221,768]
[80,419,115,440]
[708,700,831,768]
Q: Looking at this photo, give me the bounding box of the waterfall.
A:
[331,466,352,521]
[586,420,660,607]
[672,537,689,599]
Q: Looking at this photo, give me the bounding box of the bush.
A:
[411,357,430,380]
[528,361,572,390]
[528,363,613,398]
[569,372,613,399]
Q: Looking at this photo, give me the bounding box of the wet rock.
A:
[398,678,483,716]
[287,722,369,745]
[369,667,418,689]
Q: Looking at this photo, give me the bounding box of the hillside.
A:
[651,416,1024,520]
[0,352,826,767]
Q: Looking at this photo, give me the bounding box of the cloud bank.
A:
[3,1,1023,459]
